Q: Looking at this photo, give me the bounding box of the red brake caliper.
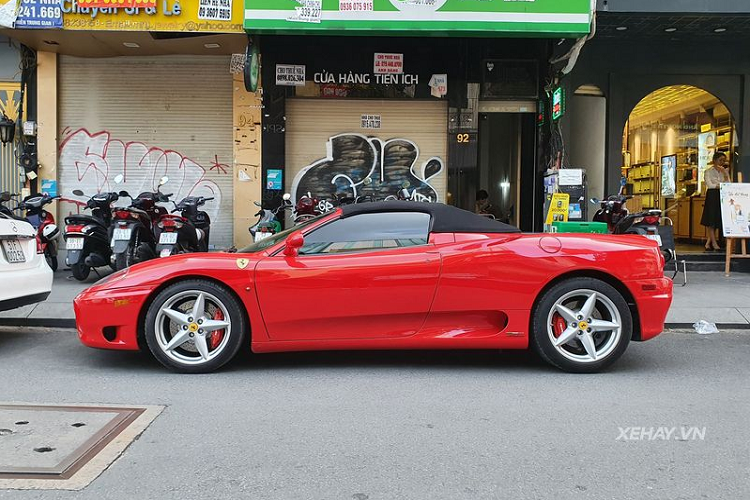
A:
[552,313,567,338]
[209,309,225,349]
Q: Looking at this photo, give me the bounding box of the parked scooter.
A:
[0,192,22,220]
[64,189,119,280]
[155,195,214,257]
[250,194,291,242]
[294,192,320,224]
[110,175,171,270]
[16,193,61,271]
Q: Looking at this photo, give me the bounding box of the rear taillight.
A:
[157,218,184,230]
[114,210,132,220]
[644,215,660,225]
[66,224,85,234]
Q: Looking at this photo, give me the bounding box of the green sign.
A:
[552,86,565,121]
[244,0,592,36]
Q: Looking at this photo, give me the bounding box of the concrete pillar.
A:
[36,51,57,215]
[232,73,262,248]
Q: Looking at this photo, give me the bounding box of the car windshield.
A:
[238,214,327,254]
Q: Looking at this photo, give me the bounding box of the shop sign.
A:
[374,53,403,75]
[312,71,418,86]
[545,192,569,224]
[61,0,244,32]
[244,0,592,36]
[720,183,750,237]
[551,86,565,121]
[77,0,156,10]
[14,0,63,29]
[360,114,381,130]
[198,0,231,20]
[276,64,306,86]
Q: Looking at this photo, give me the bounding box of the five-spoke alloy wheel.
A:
[144,280,246,373]
[531,277,632,373]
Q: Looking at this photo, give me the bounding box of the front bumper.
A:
[628,277,673,341]
[74,285,152,350]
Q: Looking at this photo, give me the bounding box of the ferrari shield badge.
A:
[236,258,250,269]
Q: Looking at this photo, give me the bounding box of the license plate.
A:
[646,234,663,246]
[113,228,132,241]
[67,237,84,250]
[159,232,178,245]
[2,239,26,263]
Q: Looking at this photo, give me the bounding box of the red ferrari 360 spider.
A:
[74,201,672,373]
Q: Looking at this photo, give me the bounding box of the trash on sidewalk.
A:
[692,320,719,335]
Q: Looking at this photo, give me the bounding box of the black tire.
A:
[530,277,632,373]
[45,251,58,272]
[71,262,91,281]
[114,252,128,271]
[144,279,247,373]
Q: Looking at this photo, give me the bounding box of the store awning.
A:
[244,0,594,37]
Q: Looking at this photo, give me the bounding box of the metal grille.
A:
[0,84,23,197]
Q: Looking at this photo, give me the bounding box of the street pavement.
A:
[0,326,748,499]
[2,269,750,329]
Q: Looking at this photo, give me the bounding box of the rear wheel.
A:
[530,277,632,373]
[44,246,58,272]
[144,280,246,373]
[71,262,90,281]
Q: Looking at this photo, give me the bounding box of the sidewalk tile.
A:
[666,307,750,325]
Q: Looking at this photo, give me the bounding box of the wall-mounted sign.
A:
[428,74,447,98]
[312,71,418,86]
[545,192,570,224]
[558,168,582,186]
[244,0,593,36]
[361,114,381,129]
[551,86,565,121]
[41,179,57,198]
[276,64,306,86]
[198,0,231,21]
[266,169,283,190]
[374,53,403,75]
[14,0,63,29]
[61,0,243,32]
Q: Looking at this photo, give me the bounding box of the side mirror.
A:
[590,198,600,204]
[114,174,124,184]
[283,232,304,257]
[72,189,84,196]
[254,201,262,207]
[119,190,130,198]
[159,176,169,187]
[0,192,10,202]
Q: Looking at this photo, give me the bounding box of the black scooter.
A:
[155,196,213,257]
[64,189,119,281]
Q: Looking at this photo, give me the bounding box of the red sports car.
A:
[74,202,672,373]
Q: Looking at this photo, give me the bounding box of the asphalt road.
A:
[1,327,749,500]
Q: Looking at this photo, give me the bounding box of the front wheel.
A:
[144,280,247,373]
[71,262,90,281]
[530,277,632,373]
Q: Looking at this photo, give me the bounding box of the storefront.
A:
[622,86,738,243]
[248,1,594,231]
[3,0,261,247]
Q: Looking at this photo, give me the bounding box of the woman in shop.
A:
[701,152,731,251]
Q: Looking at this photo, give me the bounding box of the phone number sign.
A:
[14,0,62,29]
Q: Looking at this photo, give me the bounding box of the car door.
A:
[254,211,441,341]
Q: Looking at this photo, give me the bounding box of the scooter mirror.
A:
[159,176,169,186]
[72,189,85,196]
[0,192,10,202]
[119,190,130,198]
[590,198,600,204]
[282,193,291,201]
[114,174,124,184]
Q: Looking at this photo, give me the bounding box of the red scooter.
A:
[16,193,61,271]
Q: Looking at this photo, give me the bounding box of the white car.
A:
[0,215,53,311]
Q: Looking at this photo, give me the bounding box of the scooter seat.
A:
[65,214,107,228]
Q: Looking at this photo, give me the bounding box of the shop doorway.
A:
[623,85,738,253]
[453,110,536,230]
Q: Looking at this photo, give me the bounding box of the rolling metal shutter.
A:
[58,55,234,248]
[285,99,447,205]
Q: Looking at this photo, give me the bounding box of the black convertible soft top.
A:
[340,201,521,234]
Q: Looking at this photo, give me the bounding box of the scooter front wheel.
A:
[45,249,58,272]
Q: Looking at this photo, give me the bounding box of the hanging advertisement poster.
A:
[661,155,676,197]
[14,0,62,28]
[545,192,570,224]
[720,183,750,237]
[698,131,716,191]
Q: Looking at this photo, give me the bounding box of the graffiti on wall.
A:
[58,128,228,240]
[291,133,444,206]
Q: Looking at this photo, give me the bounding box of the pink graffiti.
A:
[58,128,225,222]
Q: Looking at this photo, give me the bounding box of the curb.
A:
[665,323,750,330]
[0,318,76,329]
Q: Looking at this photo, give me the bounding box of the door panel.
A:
[255,247,441,341]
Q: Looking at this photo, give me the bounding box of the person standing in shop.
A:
[701,152,731,251]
